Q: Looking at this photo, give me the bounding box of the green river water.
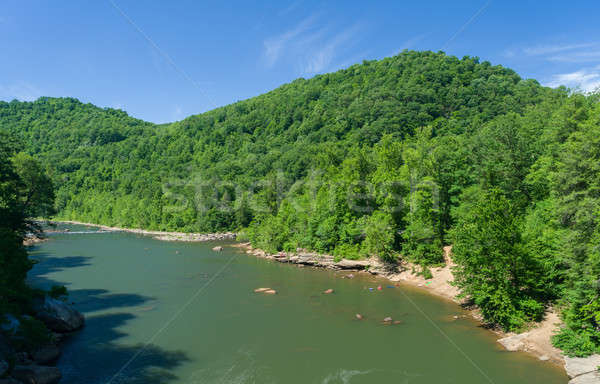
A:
[27,224,567,383]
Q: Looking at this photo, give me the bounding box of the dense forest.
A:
[1,51,599,356]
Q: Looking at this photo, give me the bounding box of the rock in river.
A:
[32,345,61,365]
[323,289,334,294]
[212,246,223,252]
[0,360,8,377]
[32,297,84,333]
[11,365,61,384]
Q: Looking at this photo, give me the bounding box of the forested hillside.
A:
[1,50,599,355]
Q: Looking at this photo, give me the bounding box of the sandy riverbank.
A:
[232,242,566,369]
[49,220,236,242]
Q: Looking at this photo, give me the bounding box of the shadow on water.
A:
[60,313,190,384]
[28,250,191,384]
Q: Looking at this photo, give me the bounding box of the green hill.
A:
[1,50,599,354]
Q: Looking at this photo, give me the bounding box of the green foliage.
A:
[48,285,68,299]
[451,188,545,331]
[12,316,52,352]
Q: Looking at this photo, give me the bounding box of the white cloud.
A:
[263,15,317,67]
[394,33,429,55]
[523,42,597,56]
[548,50,600,63]
[302,25,360,74]
[172,105,184,121]
[546,68,600,93]
[262,14,362,75]
[0,83,43,101]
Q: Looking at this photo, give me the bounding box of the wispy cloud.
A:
[302,24,361,74]
[548,50,600,63]
[523,42,597,56]
[545,67,600,93]
[263,15,318,67]
[262,14,363,75]
[0,82,43,101]
[394,33,429,56]
[508,41,600,63]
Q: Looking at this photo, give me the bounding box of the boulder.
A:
[254,288,271,293]
[565,355,600,378]
[497,333,528,352]
[0,379,22,384]
[32,297,84,333]
[570,371,600,384]
[355,314,363,320]
[32,345,60,365]
[0,360,8,377]
[383,317,393,323]
[335,259,370,269]
[0,333,13,360]
[0,315,20,335]
[11,365,61,384]
[264,290,277,294]
[212,246,223,252]
[323,289,334,294]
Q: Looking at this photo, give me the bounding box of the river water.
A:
[27,224,567,383]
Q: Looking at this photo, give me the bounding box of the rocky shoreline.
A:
[233,242,600,383]
[49,220,237,242]
[1,296,84,384]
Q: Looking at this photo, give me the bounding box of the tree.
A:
[451,188,545,330]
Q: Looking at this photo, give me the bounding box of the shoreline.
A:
[48,220,236,242]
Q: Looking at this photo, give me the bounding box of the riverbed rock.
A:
[0,378,21,384]
[323,289,334,294]
[11,365,61,384]
[570,371,600,384]
[0,333,13,360]
[212,246,223,252]
[254,288,271,293]
[264,290,277,294]
[32,297,84,333]
[355,314,363,320]
[0,314,21,335]
[0,360,8,377]
[32,345,60,365]
[565,354,600,378]
[497,333,528,352]
[335,259,370,270]
[383,317,393,323]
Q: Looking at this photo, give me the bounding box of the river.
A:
[27,224,567,383]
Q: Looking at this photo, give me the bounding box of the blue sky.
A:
[1,0,599,123]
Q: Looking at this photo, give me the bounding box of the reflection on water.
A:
[27,224,567,384]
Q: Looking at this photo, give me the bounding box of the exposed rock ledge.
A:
[564,355,600,383]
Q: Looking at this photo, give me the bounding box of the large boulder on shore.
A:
[11,365,61,384]
[0,315,20,335]
[335,259,370,269]
[565,354,600,379]
[32,345,60,365]
[570,371,600,384]
[0,360,8,377]
[32,297,84,333]
[0,379,22,384]
[0,333,13,360]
